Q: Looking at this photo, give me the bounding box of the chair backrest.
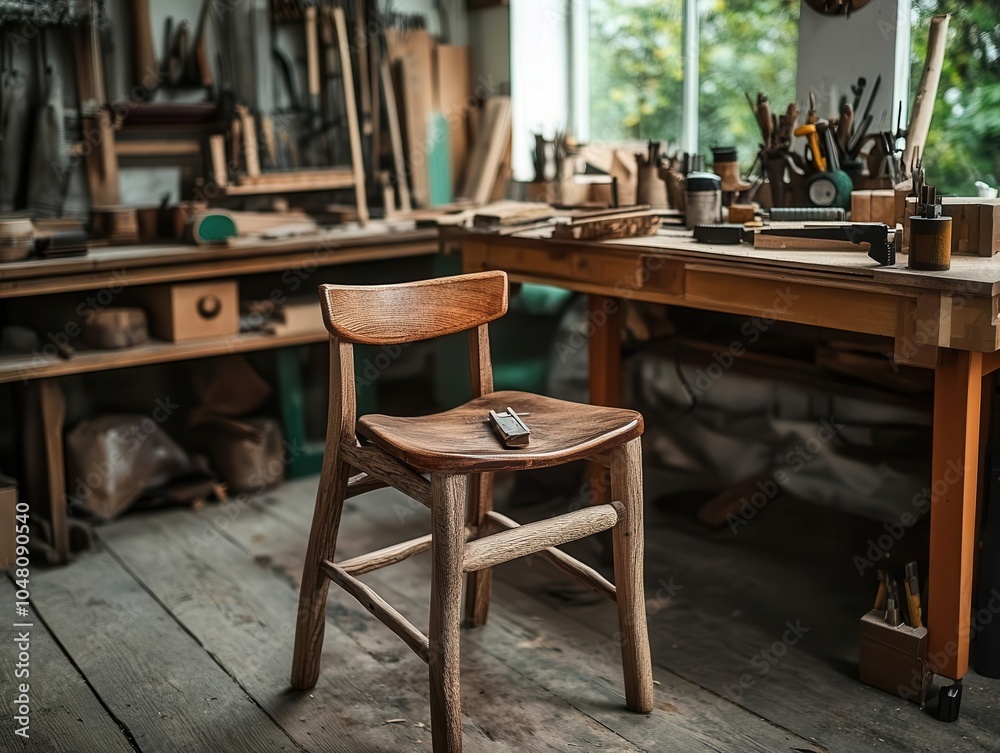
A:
[318,271,509,346]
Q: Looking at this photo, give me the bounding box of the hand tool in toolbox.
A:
[907,155,951,271]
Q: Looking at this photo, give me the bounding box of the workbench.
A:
[453,223,1000,697]
[1,224,439,563]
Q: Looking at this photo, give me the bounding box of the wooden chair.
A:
[291,270,654,751]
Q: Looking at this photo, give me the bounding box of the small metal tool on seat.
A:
[488,407,531,448]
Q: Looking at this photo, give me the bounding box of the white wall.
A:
[468,5,511,92]
[796,0,911,130]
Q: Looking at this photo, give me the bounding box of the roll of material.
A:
[0,217,34,262]
[184,211,238,246]
[908,215,952,271]
[770,207,846,222]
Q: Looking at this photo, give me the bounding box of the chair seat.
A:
[356,390,643,473]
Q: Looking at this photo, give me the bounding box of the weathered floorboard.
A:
[248,480,821,753]
[202,494,646,752]
[0,578,135,753]
[30,550,299,753]
[99,510,463,752]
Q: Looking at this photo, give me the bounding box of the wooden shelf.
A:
[0,229,439,298]
[217,169,356,196]
[0,328,330,384]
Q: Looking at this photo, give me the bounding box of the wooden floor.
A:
[7,473,1000,752]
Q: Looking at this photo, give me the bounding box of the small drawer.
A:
[144,281,239,342]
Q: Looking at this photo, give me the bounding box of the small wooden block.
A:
[727,204,756,224]
[980,200,1000,256]
[851,190,871,223]
[870,190,895,226]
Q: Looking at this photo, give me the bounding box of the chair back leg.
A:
[429,473,469,752]
[291,452,352,689]
[464,472,495,627]
[610,438,655,713]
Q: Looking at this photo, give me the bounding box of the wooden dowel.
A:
[463,502,623,573]
[341,443,431,507]
[485,510,617,602]
[321,562,430,662]
[338,534,433,576]
[905,15,950,169]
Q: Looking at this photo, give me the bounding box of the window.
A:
[585,0,798,170]
[513,1,992,193]
[911,1,1000,195]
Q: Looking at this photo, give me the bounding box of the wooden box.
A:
[144,281,239,342]
[902,197,1000,256]
[859,609,931,705]
[0,476,17,570]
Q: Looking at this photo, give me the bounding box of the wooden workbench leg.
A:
[928,349,983,683]
[587,295,623,505]
[24,380,70,563]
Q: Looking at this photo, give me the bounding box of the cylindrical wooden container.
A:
[908,215,952,271]
[636,165,669,209]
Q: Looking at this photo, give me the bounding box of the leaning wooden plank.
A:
[331,6,369,225]
[97,510,452,753]
[218,489,647,752]
[458,97,512,205]
[30,551,299,753]
[321,561,430,662]
[0,579,134,753]
[463,503,623,572]
[485,510,617,602]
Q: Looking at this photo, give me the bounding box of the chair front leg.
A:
[610,437,654,713]
[464,471,494,627]
[429,473,469,753]
[291,445,351,690]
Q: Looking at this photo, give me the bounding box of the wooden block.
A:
[942,203,965,254]
[727,204,755,224]
[0,476,16,570]
[980,200,1000,256]
[851,190,871,223]
[894,186,910,227]
[143,281,240,342]
[870,190,895,226]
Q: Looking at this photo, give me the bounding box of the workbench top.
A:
[452,224,1000,297]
